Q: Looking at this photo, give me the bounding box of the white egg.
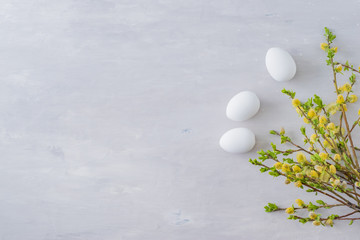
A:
[265,47,296,82]
[226,91,260,121]
[219,128,256,154]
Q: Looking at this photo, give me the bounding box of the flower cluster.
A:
[250,27,360,226]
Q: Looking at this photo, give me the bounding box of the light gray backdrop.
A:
[0,0,360,239]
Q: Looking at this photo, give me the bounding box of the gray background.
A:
[1,0,360,239]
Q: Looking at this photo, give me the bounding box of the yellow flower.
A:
[296,106,304,116]
[294,181,302,188]
[349,94,358,103]
[315,165,323,172]
[295,199,305,208]
[282,163,291,173]
[303,117,310,124]
[292,98,301,107]
[274,162,282,170]
[329,165,336,174]
[292,165,301,173]
[310,134,317,143]
[309,170,319,179]
[313,220,321,226]
[285,179,291,184]
[335,65,342,72]
[333,179,340,186]
[318,123,325,128]
[341,83,352,92]
[323,140,332,149]
[327,122,335,130]
[325,218,333,226]
[320,43,328,50]
[307,108,316,119]
[296,153,307,164]
[319,116,327,124]
[336,95,345,104]
[296,173,303,179]
[285,207,294,214]
[329,108,337,115]
[332,46,338,53]
[308,146,314,152]
[309,212,317,220]
[358,108,360,115]
[342,104,348,112]
[319,152,328,161]
[355,182,360,187]
[334,154,341,161]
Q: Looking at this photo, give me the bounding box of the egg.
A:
[226,91,260,121]
[265,47,296,82]
[219,128,256,153]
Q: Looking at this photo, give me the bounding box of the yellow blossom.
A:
[274,162,282,170]
[335,65,342,72]
[329,165,336,174]
[319,116,327,124]
[323,140,332,149]
[310,134,317,143]
[329,108,337,115]
[358,109,360,115]
[294,181,302,188]
[355,182,360,187]
[318,123,325,128]
[296,153,307,164]
[320,43,328,50]
[296,173,303,179]
[285,207,294,214]
[349,94,358,103]
[333,179,340,186]
[327,122,335,130]
[319,152,328,161]
[334,154,341,161]
[336,95,345,104]
[332,46,338,53]
[325,219,333,226]
[307,108,316,119]
[309,170,319,179]
[309,212,317,220]
[292,98,301,107]
[285,179,291,184]
[282,163,291,173]
[341,83,352,92]
[303,117,310,124]
[295,199,305,208]
[292,165,301,173]
[342,104,348,112]
[315,165,323,172]
[313,220,321,226]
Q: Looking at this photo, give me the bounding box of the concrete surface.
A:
[0,0,360,239]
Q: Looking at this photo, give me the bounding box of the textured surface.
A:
[1,0,360,239]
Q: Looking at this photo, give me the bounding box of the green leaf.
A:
[281,89,296,99]
[316,200,326,206]
[349,220,354,225]
[269,130,277,135]
[300,126,306,135]
[264,203,278,212]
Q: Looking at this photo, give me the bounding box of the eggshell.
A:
[265,47,296,82]
[219,128,256,153]
[226,91,260,121]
